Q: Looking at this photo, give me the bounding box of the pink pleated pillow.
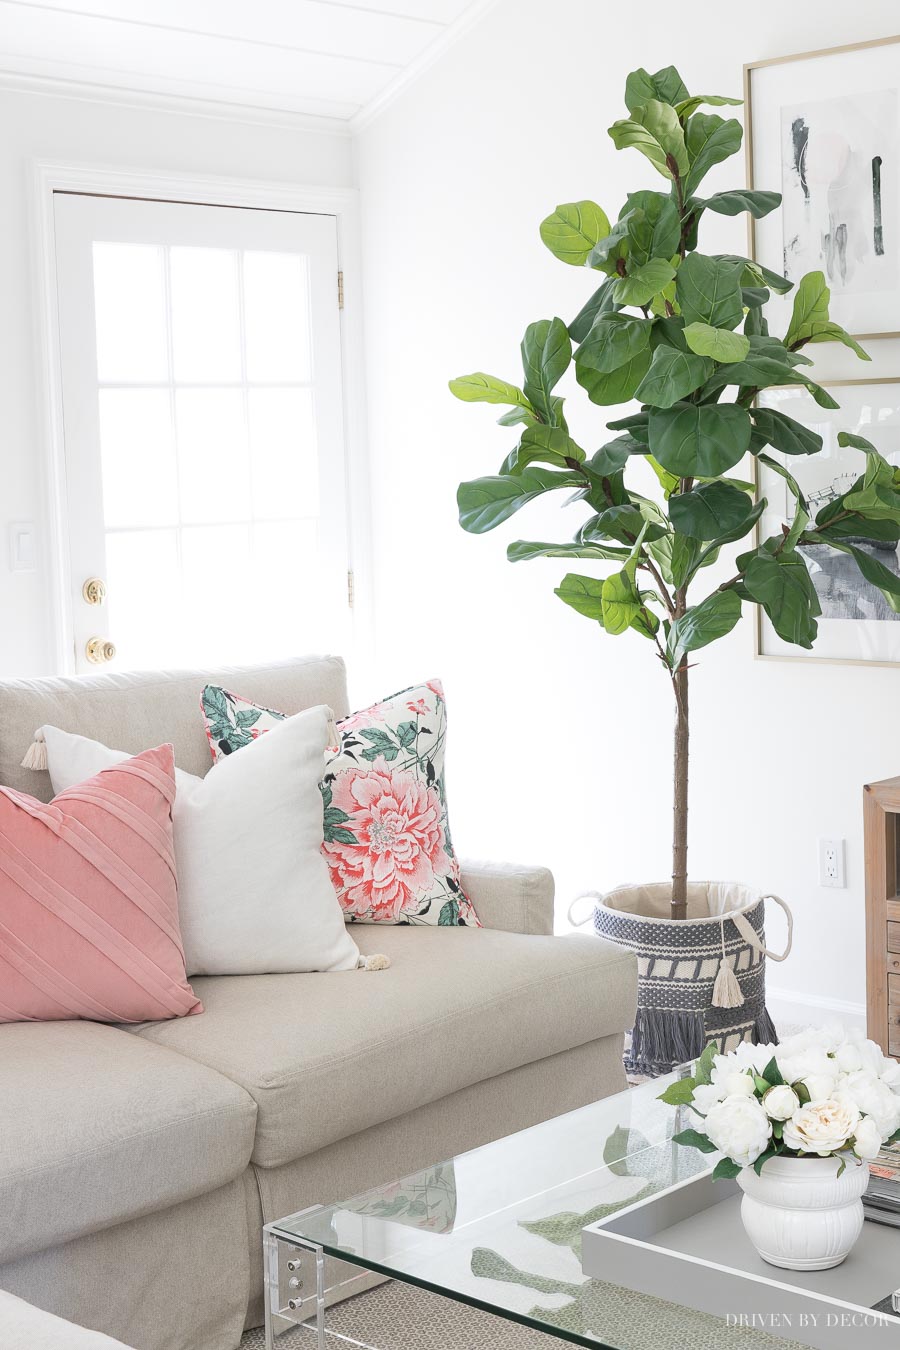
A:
[0,744,201,1024]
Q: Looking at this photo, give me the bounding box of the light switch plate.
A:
[9,522,36,573]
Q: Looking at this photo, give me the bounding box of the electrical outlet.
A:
[818,837,846,888]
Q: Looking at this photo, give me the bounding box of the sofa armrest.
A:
[459,859,555,936]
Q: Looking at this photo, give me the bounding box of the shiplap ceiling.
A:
[0,0,496,129]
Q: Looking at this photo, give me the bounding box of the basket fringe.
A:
[626,1007,706,1078]
[753,1005,779,1047]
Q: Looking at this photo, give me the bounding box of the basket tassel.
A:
[712,917,744,1009]
[21,728,47,771]
[358,954,391,972]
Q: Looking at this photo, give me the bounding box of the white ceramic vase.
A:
[737,1153,869,1271]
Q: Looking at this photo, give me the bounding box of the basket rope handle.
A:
[567,891,602,928]
[730,894,793,963]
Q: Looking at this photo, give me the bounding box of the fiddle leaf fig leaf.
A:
[458,468,581,533]
[683,322,749,364]
[668,589,741,665]
[521,318,572,421]
[624,65,690,113]
[540,201,611,267]
[615,258,676,307]
[568,280,619,342]
[576,347,652,406]
[676,253,744,330]
[785,270,830,348]
[512,425,585,472]
[750,407,822,457]
[683,113,743,197]
[675,93,742,119]
[508,540,630,564]
[635,346,712,408]
[576,315,652,374]
[743,551,820,647]
[554,573,605,620]
[799,322,870,361]
[669,481,757,540]
[601,567,644,634]
[649,402,751,477]
[450,373,533,410]
[609,100,689,180]
[720,255,793,294]
[623,191,681,266]
[692,189,780,219]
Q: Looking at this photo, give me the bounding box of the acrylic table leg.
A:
[263,1228,280,1350]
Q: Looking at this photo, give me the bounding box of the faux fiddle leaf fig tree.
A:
[450,65,900,921]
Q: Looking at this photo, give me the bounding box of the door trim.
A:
[31,160,371,674]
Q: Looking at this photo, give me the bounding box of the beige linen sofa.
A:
[0,655,637,1350]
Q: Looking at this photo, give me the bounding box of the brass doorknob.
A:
[86,637,116,664]
[82,577,107,606]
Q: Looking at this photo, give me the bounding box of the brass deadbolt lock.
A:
[86,637,116,665]
[82,577,107,606]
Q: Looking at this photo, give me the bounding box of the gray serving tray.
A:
[582,1170,900,1348]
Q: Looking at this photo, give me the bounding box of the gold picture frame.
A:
[744,33,900,343]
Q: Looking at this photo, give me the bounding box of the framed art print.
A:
[756,379,900,664]
[746,37,900,340]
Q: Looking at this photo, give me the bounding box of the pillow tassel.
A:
[359,953,391,972]
[21,729,48,771]
[712,917,744,1009]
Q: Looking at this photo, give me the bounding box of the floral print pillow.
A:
[199,680,479,927]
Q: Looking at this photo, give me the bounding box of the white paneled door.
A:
[53,192,348,673]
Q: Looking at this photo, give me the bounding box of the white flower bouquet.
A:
[660,1026,900,1179]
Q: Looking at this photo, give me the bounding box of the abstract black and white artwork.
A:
[757,383,900,664]
[780,91,898,301]
[749,37,900,338]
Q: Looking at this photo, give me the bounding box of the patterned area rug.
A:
[238,1277,804,1350]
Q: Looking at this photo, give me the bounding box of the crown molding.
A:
[350,0,501,133]
[0,67,355,136]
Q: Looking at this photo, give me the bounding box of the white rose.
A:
[853,1115,882,1161]
[834,1042,863,1074]
[881,1059,900,1094]
[840,1071,900,1139]
[703,1094,772,1167]
[802,1071,838,1103]
[859,1039,886,1075]
[716,1069,756,1098]
[763,1084,800,1121]
[783,1099,860,1157]
[691,1082,725,1117]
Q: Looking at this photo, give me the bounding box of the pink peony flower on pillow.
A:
[324,764,453,922]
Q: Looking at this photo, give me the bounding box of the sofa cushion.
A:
[134,926,636,1169]
[0,1292,134,1349]
[0,1021,256,1262]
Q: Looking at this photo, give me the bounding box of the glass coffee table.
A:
[262,1069,808,1350]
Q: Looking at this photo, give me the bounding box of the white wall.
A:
[0,84,353,676]
[355,0,900,1018]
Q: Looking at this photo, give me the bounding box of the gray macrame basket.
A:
[571,882,792,1078]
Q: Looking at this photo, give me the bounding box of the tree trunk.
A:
[671,658,689,921]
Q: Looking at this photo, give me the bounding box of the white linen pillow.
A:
[40,707,361,978]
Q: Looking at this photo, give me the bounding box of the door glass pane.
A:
[243,251,311,383]
[251,520,320,657]
[106,530,180,670]
[93,243,167,383]
[169,247,241,383]
[175,388,248,524]
[98,389,178,528]
[248,387,318,520]
[180,524,252,665]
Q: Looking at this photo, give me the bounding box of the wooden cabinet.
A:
[865,775,900,1055]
